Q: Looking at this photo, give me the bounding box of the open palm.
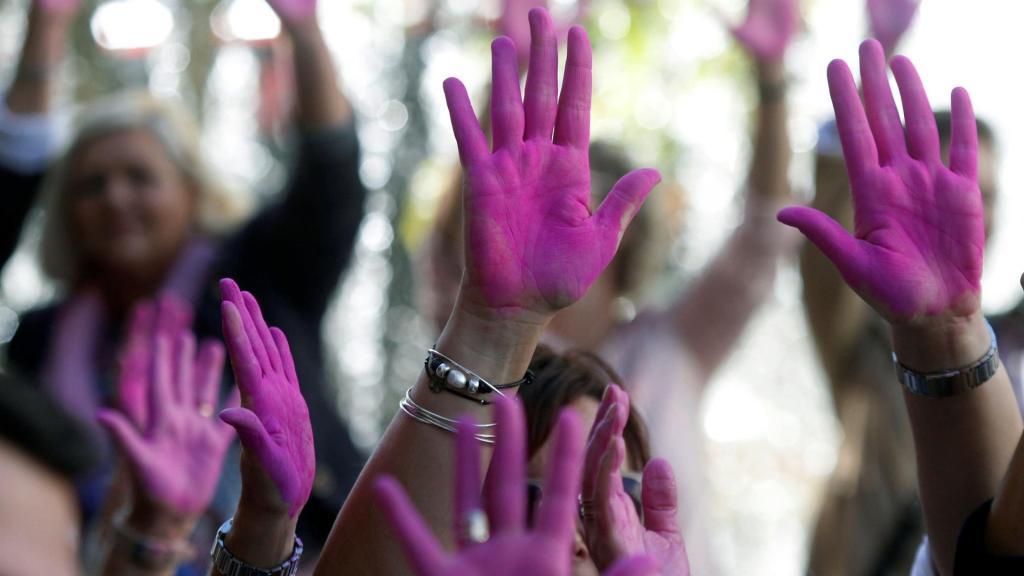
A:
[778,40,982,323]
[728,0,798,61]
[446,9,659,317]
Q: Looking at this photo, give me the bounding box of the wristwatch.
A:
[893,321,1000,398]
[210,518,303,576]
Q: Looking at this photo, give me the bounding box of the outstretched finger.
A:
[553,26,592,149]
[97,409,148,471]
[859,39,906,164]
[595,168,660,243]
[443,78,488,166]
[196,340,226,411]
[221,301,262,400]
[151,334,175,430]
[174,332,197,407]
[454,417,484,547]
[777,207,866,283]
[270,328,301,392]
[890,55,940,163]
[119,300,155,428]
[523,7,558,140]
[243,292,283,374]
[536,409,585,538]
[949,87,978,180]
[490,36,525,151]
[595,436,629,539]
[486,395,526,533]
[374,476,447,576]
[641,458,681,535]
[582,403,618,501]
[220,279,271,373]
[827,58,878,180]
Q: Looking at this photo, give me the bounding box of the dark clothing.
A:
[954,499,1024,576]
[2,123,368,548]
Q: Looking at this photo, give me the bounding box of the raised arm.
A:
[315,9,658,574]
[778,40,1023,576]
[672,0,797,380]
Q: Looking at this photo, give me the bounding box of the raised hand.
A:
[35,0,80,18]
[376,395,652,575]
[446,8,660,320]
[218,279,315,519]
[867,0,921,56]
[582,386,690,575]
[97,301,236,515]
[727,0,798,62]
[265,0,317,29]
[778,39,982,324]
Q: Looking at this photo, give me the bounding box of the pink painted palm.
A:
[218,279,315,518]
[728,0,799,62]
[98,301,236,515]
[778,39,982,323]
[374,396,660,576]
[582,385,690,575]
[447,8,660,319]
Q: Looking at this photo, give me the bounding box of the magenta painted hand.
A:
[117,295,194,430]
[497,0,590,70]
[582,386,690,575]
[727,0,799,62]
[446,8,660,319]
[266,0,317,27]
[218,279,315,518]
[778,40,982,323]
[98,303,236,515]
[867,0,921,56]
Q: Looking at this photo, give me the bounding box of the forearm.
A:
[746,59,790,203]
[287,22,351,130]
[7,8,70,115]
[894,314,1024,576]
[316,300,546,575]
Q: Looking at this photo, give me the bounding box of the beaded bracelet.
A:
[424,349,534,405]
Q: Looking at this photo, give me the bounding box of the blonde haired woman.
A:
[0,0,367,559]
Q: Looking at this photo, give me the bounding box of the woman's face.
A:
[527,396,634,576]
[67,128,195,281]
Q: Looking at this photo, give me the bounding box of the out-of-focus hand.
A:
[778,39,982,327]
[35,0,80,19]
[867,0,921,56]
[582,385,690,575]
[446,8,659,324]
[266,0,317,30]
[727,0,799,62]
[376,396,654,575]
[98,299,236,516]
[218,279,315,519]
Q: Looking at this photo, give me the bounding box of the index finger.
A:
[827,59,879,181]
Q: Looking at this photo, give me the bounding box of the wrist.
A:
[891,312,990,373]
[124,503,198,542]
[224,507,299,568]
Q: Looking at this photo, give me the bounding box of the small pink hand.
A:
[266,0,317,27]
[582,386,690,575]
[778,40,982,323]
[218,279,315,519]
[375,396,636,576]
[446,8,660,320]
[727,0,799,62]
[867,0,921,56]
[98,307,236,515]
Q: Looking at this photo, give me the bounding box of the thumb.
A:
[595,168,660,247]
[603,555,661,576]
[219,407,274,457]
[641,458,681,535]
[97,409,148,468]
[777,206,865,280]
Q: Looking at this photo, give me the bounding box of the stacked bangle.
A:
[399,389,496,444]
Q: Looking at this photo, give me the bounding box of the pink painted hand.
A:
[218,279,315,519]
[446,8,660,321]
[867,0,921,56]
[97,302,236,515]
[117,295,194,431]
[727,0,799,62]
[582,385,690,575]
[375,396,658,576]
[497,0,590,69]
[266,0,317,28]
[778,40,982,324]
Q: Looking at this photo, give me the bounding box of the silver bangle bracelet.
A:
[399,389,496,444]
[893,321,1000,398]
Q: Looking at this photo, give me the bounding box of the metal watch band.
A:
[893,321,1000,398]
[210,518,303,576]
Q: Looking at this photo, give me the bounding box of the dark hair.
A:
[520,345,651,471]
[934,111,996,148]
[0,374,101,480]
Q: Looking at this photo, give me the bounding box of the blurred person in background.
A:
[0,0,367,562]
[420,1,797,573]
[800,2,1024,574]
[0,374,100,576]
